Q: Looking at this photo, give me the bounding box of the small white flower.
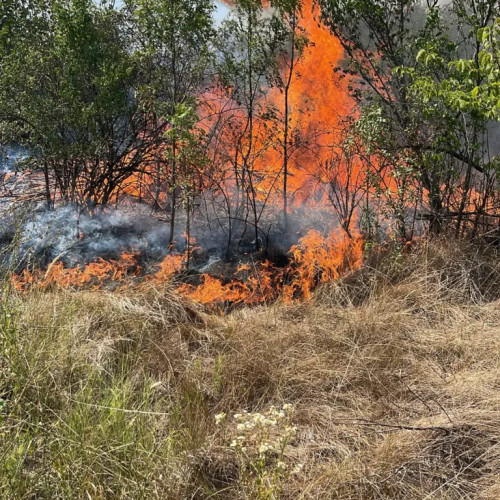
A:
[277,461,288,470]
[233,413,242,420]
[283,404,293,412]
[236,423,246,431]
[215,412,226,425]
[292,463,303,475]
[258,442,274,455]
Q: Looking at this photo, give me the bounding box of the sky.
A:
[214,1,231,25]
[112,0,231,25]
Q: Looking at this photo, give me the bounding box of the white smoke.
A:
[7,204,175,269]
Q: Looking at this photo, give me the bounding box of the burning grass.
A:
[10,229,364,309]
[1,239,500,498]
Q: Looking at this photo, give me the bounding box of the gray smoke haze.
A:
[1,199,271,271]
[3,204,177,269]
[0,195,350,272]
[0,144,27,173]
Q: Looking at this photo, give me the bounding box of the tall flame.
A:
[214,0,357,206]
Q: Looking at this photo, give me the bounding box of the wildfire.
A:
[150,253,184,282]
[165,229,363,307]
[214,0,356,206]
[11,252,142,291]
[177,275,243,305]
[287,229,363,298]
[10,1,365,308]
[11,229,363,309]
[121,0,358,210]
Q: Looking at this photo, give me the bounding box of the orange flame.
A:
[178,228,363,308]
[11,229,363,309]
[11,252,142,291]
[10,1,366,308]
[149,254,184,282]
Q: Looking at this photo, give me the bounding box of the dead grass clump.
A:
[12,284,204,377]
[319,237,500,307]
[200,241,500,498]
[0,284,212,498]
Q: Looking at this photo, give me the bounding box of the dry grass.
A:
[1,238,500,498]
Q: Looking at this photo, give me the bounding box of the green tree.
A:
[318,0,499,236]
[400,9,500,236]
[0,0,155,208]
[409,18,500,120]
[128,0,215,246]
[216,0,287,251]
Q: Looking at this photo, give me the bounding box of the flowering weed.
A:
[215,404,303,499]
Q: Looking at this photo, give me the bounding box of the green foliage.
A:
[130,0,215,117]
[0,0,215,206]
[0,0,141,203]
[408,18,500,120]
[126,0,215,242]
[1,0,133,150]
[319,0,500,236]
[166,103,208,200]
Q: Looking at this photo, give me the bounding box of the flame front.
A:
[12,252,142,291]
[12,229,363,309]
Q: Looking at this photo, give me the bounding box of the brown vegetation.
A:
[1,239,500,498]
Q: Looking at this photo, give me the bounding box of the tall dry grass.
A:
[1,238,500,498]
